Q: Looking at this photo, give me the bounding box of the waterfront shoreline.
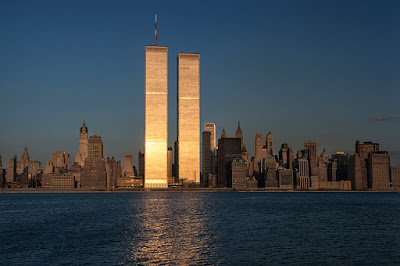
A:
[0,188,398,193]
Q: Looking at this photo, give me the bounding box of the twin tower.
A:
[144,45,200,188]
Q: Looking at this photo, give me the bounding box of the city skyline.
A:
[1,0,399,167]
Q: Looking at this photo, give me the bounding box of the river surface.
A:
[0,192,399,265]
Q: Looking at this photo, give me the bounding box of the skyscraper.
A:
[217,132,242,187]
[81,135,107,189]
[204,123,216,151]
[254,133,264,173]
[202,131,212,186]
[75,121,88,167]
[51,151,70,171]
[177,53,200,184]
[124,155,133,176]
[304,141,317,175]
[266,132,273,156]
[138,151,144,178]
[144,45,168,188]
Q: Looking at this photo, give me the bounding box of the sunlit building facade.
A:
[177,53,200,184]
[204,123,216,151]
[144,46,168,188]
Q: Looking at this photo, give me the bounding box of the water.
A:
[0,192,399,265]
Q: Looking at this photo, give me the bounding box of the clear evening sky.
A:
[1,0,399,167]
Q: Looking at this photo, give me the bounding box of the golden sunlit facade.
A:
[144,46,168,188]
[177,53,200,184]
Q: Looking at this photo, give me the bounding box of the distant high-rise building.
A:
[138,151,144,177]
[177,53,200,184]
[81,135,107,189]
[5,156,17,183]
[106,157,121,189]
[15,146,40,175]
[356,140,379,158]
[231,159,247,189]
[254,133,264,173]
[287,147,295,170]
[279,143,289,167]
[144,45,168,188]
[205,123,216,151]
[52,151,70,171]
[297,158,310,189]
[278,169,293,189]
[202,131,212,186]
[0,155,2,169]
[44,161,54,174]
[304,141,317,175]
[368,152,390,190]
[328,159,338,182]
[75,121,89,167]
[167,147,173,185]
[124,155,133,176]
[217,134,242,187]
[349,140,380,190]
[266,132,273,156]
[331,152,349,181]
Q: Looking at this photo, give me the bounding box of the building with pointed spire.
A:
[235,122,243,148]
[221,128,227,138]
[16,146,40,175]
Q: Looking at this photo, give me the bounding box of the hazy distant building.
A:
[167,147,173,185]
[391,167,400,190]
[231,159,247,189]
[348,140,380,190]
[235,122,249,172]
[348,153,366,190]
[52,151,70,172]
[317,156,328,182]
[69,162,82,187]
[75,121,89,167]
[331,152,349,181]
[297,158,310,189]
[177,53,200,184]
[368,152,390,190]
[107,157,121,189]
[81,135,107,189]
[202,131,212,187]
[266,132,273,156]
[205,123,216,151]
[6,156,17,183]
[278,169,293,189]
[15,146,40,175]
[124,155,134,176]
[217,133,242,187]
[144,45,168,188]
[287,147,295,170]
[304,141,317,176]
[254,133,265,173]
[328,159,337,182]
[138,151,144,177]
[279,143,288,167]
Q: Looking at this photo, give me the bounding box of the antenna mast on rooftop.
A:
[155,14,157,46]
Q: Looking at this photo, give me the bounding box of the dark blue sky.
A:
[1,0,399,167]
